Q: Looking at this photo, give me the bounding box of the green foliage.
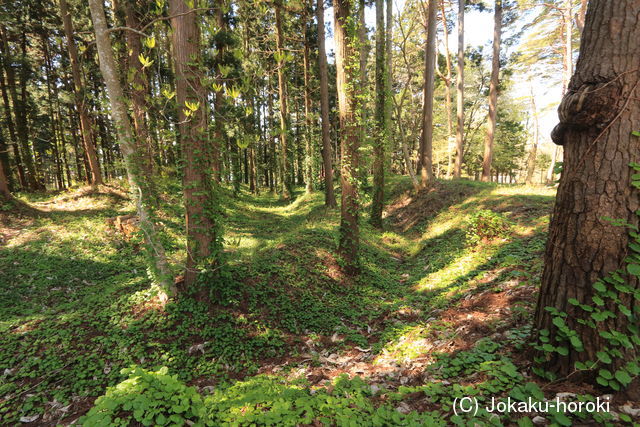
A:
[465,210,513,246]
[206,374,441,426]
[80,366,205,426]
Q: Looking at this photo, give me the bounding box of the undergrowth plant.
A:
[465,210,513,246]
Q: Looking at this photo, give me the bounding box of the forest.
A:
[0,0,639,425]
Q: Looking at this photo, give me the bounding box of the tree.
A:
[481,0,502,182]
[418,0,437,189]
[316,0,337,207]
[525,81,539,185]
[169,0,222,288]
[59,0,103,186]
[370,0,386,227]
[334,0,362,273]
[88,0,174,297]
[274,1,293,199]
[453,0,464,178]
[0,131,10,198]
[535,1,640,389]
[0,24,39,190]
[302,1,313,194]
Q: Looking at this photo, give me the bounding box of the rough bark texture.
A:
[302,5,313,194]
[124,0,154,182]
[169,0,219,288]
[438,0,454,178]
[89,0,174,296]
[0,57,26,189]
[419,0,437,188]
[370,0,385,228]
[481,0,502,182]
[535,0,640,384]
[453,0,464,179]
[1,26,38,190]
[59,0,103,186]
[317,0,337,207]
[525,83,539,185]
[275,3,292,199]
[334,0,361,273]
[0,150,9,199]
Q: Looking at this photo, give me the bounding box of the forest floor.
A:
[0,177,637,426]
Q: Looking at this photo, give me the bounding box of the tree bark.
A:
[316,0,337,207]
[481,0,502,182]
[0,57,26,189]
[0,145,10,199]
[525,82,538,185]
[303,4,314,194]
[370,0,386,227]
[535,0,640,384]
[168,0,220,288]
[123,0,154,183]
[334,0,361,273]
[59,0,103,186]
[438,0,454,179]
[419,0,437,189]
[453,0,465,179]
[89,0,174,297]
[1,26,39,190]
[275,2,292,199]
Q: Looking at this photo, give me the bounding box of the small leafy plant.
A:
[465,210,513,246]
[80,366,206,426]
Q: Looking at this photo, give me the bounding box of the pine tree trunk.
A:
[303,5,314,194]
[0,57,26,189]
[1,26,39,190]
[334,0,361,273]
[59,0,103,186]
[535,1,640,390]
[168,0,220,288]
[525,83,539,186]
[419,0,437,189]
[481,0,501,182]
[317,0,337,207]
[123,0,155,183]
[0,144,9,198]
[370,0,385,228]
[275,3,292,199]
[89,0,174,297]
[453,0,465,179]
[439,0,454,179]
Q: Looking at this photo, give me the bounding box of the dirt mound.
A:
[385,181,483,233]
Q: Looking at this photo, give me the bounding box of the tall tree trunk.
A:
[535,1,640,390]
[370,0,385,227]
[0,58,26,189]
[89,0,174,296]
[419,0,437,189]
[481,0,502,182]
[334,0,361,273]
[453,0,465,178]
[211,4,224,182]
[303,4,313,194]
[124,0,154,183]
[317,0,337,207]
[0,140,9,198]
[439,0,454,179]
[59,0,103,186]
[275,2,292,199]
[42,36,65,190]
[1,26,38,190]
[168,0,221,288]
[525,82,538,185]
